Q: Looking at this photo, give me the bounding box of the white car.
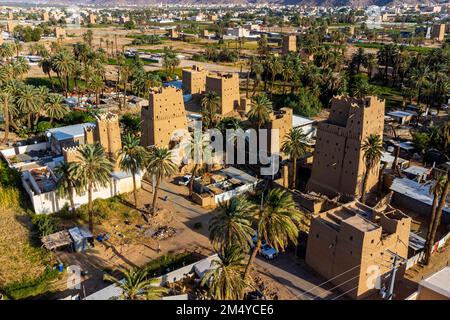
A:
[260,244,278,260]
[177,175,200,186]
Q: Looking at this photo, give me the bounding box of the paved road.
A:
[255,253,340,300]
[158,180,342,300]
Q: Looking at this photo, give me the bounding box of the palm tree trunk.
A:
[152,177,160,215]
[246,71,250,98]
[27,113,31,129]
[88,183,94,234]
[360,169,369,203]
[292,157,297,190]
[2,100,9,144]
[69,185,76,213]
[424,188,440,265]
[189,163,198,197]
[244,239,261,280]
[132,172,138,208]
[424,174,449,265]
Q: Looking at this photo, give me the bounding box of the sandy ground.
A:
[51,178,296,300]
[394,242,450,300]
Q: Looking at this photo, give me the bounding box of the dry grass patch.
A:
[0,209,53,286]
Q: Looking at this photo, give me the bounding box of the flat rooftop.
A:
[292,115,315,128]
[387,110,417,118]
[419,267,450,298]
[318,202,379,233]
[390,178,449,214]
[46,123,94,141]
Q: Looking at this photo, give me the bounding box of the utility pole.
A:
[385,250,406,300]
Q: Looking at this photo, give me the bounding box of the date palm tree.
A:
[424,172,449,265]
[0,82,17,144]
[146,147,177,215]
[44,93,69,124]
[209,196,256,250]
[360,134,383,203]
[246,93,272,131]
[88,74,105,106]
[70,143,114,233]
[282,127,310,190]
[186,131,210,197]
[201,245,249,300]
[243,188,302,280]
[54,162,79,213]
[15,84,40,129]
[201,91,221,129]
[118,134,147,208]
[104,268,167,300]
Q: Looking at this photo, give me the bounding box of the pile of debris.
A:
[152,226,177,240]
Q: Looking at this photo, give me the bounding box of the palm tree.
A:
[410,66,430,105]
[118,134,147,208]
[70,143,114,233]
[424,172,449,265]
[104,268,167,300]
[201,245,249,300]
[281,127,310,190]
[44,93,69,123]
[360,134,383,203]
[15,84,40,129]
[146,147,177,215]
[0,83,17,144]
[267,55,283,96]
[201,91,220,129]
[54,162,79,213]
[186,131,210,197]
[246,94,272,131]
[88,74,105,106]
[243,188,302,280]
[51,49,75,96]
[209,196,255,250]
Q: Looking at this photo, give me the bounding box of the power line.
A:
[296,251,390,300]
[331,285,359,300]
[297,242,406,300]
[296,263,363,299]
[313,273,361,300]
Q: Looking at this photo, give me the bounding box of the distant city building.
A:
[42,11,49,22]
[308,96,385,198]
[54,27,66,39]
[282,34,296,55]
[430,24,446,41]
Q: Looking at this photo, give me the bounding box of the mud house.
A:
[0,113,142,214]
[306,201,411,299]
[308,96,385,198]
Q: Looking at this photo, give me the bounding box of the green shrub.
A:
[277,90,322,118]
[36,121,53,133]
[412,132,431,154]
[31,214,58,237]
[120,113,141,135]
[144,252,198,277]
[64,111,95,125]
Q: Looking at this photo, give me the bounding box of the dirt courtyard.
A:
[53,177,295,300]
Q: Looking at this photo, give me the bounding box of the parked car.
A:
[252,234,278,260]
[251,235,266,248]
[260,244,278,260]
[177,175,200,186]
